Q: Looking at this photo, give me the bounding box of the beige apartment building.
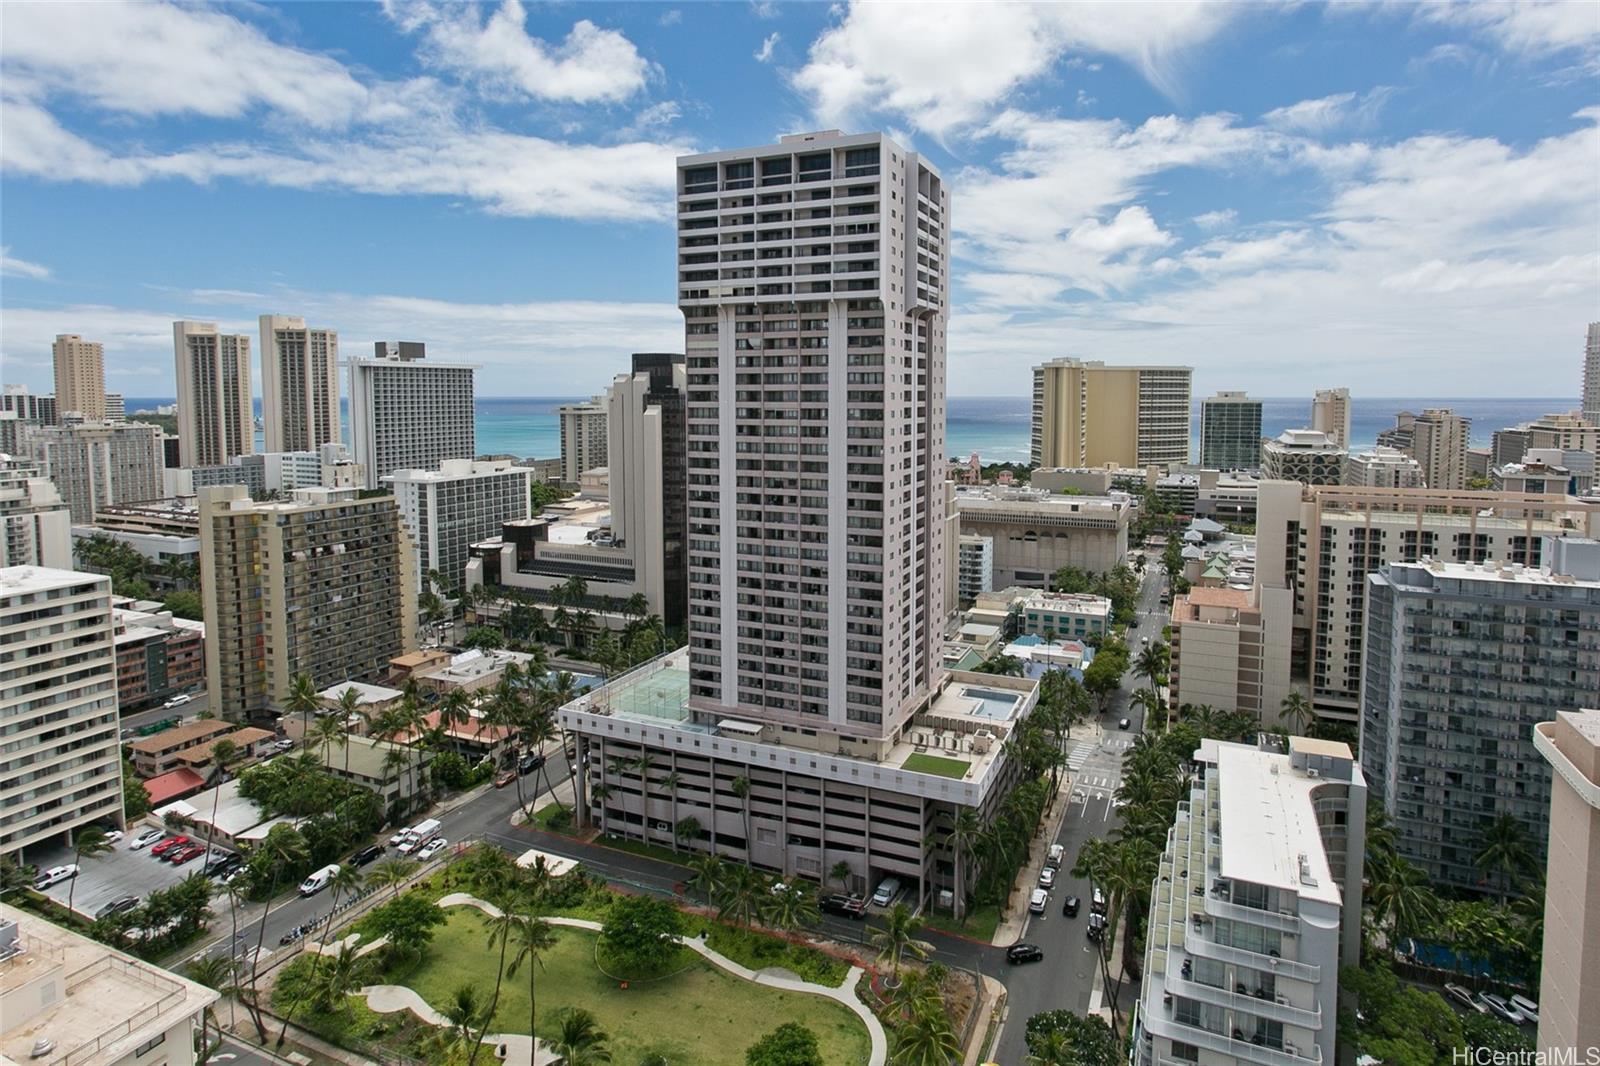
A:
[24,421,164,524]
[1534,706,1600,1057]
[173,321,253,468]
[51,334,106,421]
[1310,386,1351,449]
[1031,358,1192,469]
[259,314,339,453]
[200,485,416,722]
[953,485,1132,588]
[1168,583,1294,723]
[1,903,218,1066]
[0,567,122,860]
[558,396,608,484]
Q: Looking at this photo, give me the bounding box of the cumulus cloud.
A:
[1191,209,1238,230]
[792,2,1239,135]
[383,0,652,104]
[1,248,51,280]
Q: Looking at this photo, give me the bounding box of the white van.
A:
[397,819,441,854]
[298,863,341,897]
[870,876,903,908]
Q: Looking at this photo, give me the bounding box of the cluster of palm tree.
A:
[684,855,823,933]
[1364,806,1543,986]
[461,575,674,665]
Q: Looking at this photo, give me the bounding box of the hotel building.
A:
[25,421,164,523]
[1533,706,1600,1056]
[51,334,106,422]
[1359,539,1600,894]
[557,396,608,484]
[172,321,252,468]
[348,342,478,488]
[259,315,339,454]
[1031,358,1193,469]
[1199,392,1263,471]
[1134,736,1364,1066]
[953,485,1132,588]
[1260,431,1344,487]
[387,459,532,594]
[1309,388,1351,450]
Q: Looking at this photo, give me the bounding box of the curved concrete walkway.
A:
[416,892,889,1066]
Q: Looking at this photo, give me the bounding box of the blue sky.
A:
[1,1,1596,400]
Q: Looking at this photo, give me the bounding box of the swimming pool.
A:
[961,686,1023,722]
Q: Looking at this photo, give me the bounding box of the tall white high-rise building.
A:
[557,396,607,483]
[1198,390,1263,470]
[51,334,106,422]
[0,455,72,568]
[1310,387,1351,450]
[348,342,478,488]
[679,129,948,730]
[259,314,339,454]
[25,421,164,523]
[386,459,532,594]
[1583,322,1599,426]
[1342,445,1423,488]
[173,321,253,468]
[0,567,122,859]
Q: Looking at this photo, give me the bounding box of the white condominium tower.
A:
[678,129,948,732]
[1310,387,1350,450]
[1584,322,1599,426]
[51,334,106,421]
[0,567,122,859]
[173,321,253,468]
[557,396,607,483]
[348,342,478,488]
[259,314,339,453]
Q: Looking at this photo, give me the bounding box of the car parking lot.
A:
[31,826,239,919]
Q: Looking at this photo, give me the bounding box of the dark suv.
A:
[1006,944,1045,964]
[352,844,384,867]
[819,893,867,919]
[1062,895,1080,918]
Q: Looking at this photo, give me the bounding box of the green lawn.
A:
[400,910,870,1066]
[900,752,972,778]
[920,901,1002,941]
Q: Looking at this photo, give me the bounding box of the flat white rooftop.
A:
[1216,744,1341,906]
[318,680,404,704]
[0,565,103,596]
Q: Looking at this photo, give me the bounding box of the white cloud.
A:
[0,1,370,127]
[1,248,51,280]
[385,0,652,104]
[659,9,683,27]
[755,32,781,63]
[1412,1,1600,60]
[792,2,1239,135]
[0,291,683,395]
[0,95,687,222]
[751,2,780,20]
[1262,88,1391,135]
[1192,208,1237,230]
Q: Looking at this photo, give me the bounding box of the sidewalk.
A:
[990,720,1102,947]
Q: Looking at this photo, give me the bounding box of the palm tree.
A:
[369,858,412,900]
[311,713,343,770]
[765,881,820,932]
[245,829,309,1039]
[716,865,768,931]
[550,1008,612,1065]
[67,825,114,916]
[503,915,558,1056]
[673,816,701,853]
[559,575,590,609]
[869,903,930,986]
[201,737,240,874]
[1026,1029,1072,1066]
[275,865,361,1048]
[186,954,240,1062]
[473,907,522,1066]
[730,775,753,866]
[1474,813,1534,903]
[1133,641,1168,696]
[687,853,727,908]
[335,686,362,776]
[1367,852,1440,949]
[829,860,853,895]
[438,983,490,1061]
[889,1000,959,1065]
[930,807,984,922]
[284,671,321,741]
[1279,690,1314,735]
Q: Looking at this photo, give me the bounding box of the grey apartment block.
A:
[349,343,478,488]
[1199,392,1263,471]
[1360,541,1600,894]
[25,421,164,523]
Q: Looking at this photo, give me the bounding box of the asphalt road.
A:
[119,688,212,736]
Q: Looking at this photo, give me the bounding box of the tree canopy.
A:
[745,1022,825,1066]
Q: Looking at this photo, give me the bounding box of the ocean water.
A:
[122,395,1575,465]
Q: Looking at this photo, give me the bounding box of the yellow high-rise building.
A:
[1030,358,1192,469]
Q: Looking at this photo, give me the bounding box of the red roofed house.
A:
[141,767,208,808]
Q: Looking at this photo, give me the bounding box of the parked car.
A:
[351,844,383,867]
[1445,984,1488,1013]
[271,739,295,752]
[389,825,415,847]
[416,838,449,862]
[169,844,207,865]
[1086,912,1107,942]
[206,856,243,880]
[100,830,124,845]
[1118,717,1131,730]
[1477,993,1526,1025]
[1508,995,1538,1022]
[202,851,236,874]
[1090,887,1107,914]
[819,893,867,919]
[1038,867,1056,890]
[150,835,190,857]
[870,877,903,908]
[34,865,79,890]
[1062,895,1081,918]
[163,693,194,709]
[1046,843,1065,868]
[1028,889,1048,914]
[96,895,140,919]
[129,828,164,850]
[493,769,517,789]
[518,752,545,774]
[1006,943,1044,964]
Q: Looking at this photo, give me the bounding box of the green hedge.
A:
[699,920,848,988]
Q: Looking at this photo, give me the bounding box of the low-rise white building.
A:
[1134,737,1364,1066]
[956,533,994,606]
[1018,590,1110,640]
[0,904,218,1066]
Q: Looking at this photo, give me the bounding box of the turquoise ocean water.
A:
[124,395,1574,466]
